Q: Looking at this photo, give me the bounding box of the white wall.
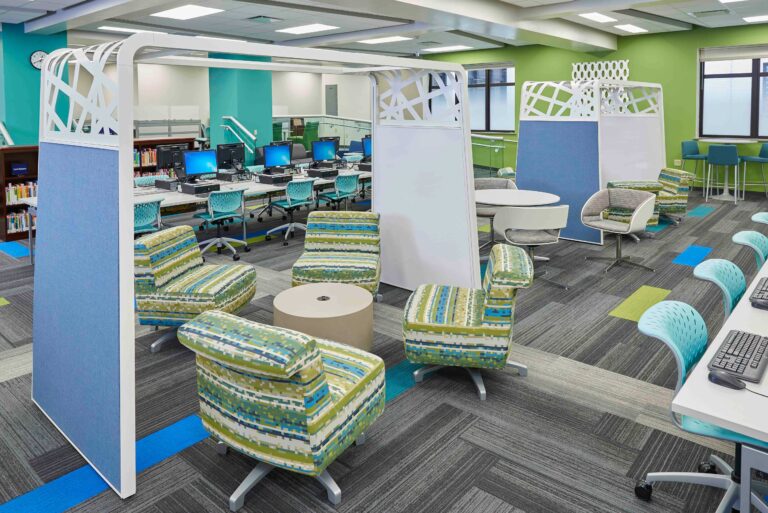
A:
[272,72,322,116]
[322,74,371,121]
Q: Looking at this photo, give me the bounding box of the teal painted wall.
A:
[430,24,768,188]
[0,23,67,145]
[209,54,272,165]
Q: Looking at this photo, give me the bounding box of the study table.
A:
[672,260,768,511]
[474,189,560,207]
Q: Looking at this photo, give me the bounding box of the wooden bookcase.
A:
[133,136,196,176]
[0,145,38,242]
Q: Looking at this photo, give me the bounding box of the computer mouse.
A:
[708,370,747,390]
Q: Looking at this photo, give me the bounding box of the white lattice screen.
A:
[373,69,462,125]
[572,60,629,82]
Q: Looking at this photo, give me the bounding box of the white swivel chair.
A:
[581,189,656,273]
[475,177,516,250]
[494,205,570,289]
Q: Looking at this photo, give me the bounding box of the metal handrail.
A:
[222,115,256,141]
[220,125,255,154]
[0,122,14,146]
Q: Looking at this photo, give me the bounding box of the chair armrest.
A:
[628,195,657,233]
[581,189,610,218]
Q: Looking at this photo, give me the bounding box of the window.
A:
[429,66,515,132]
[700,58,768,138]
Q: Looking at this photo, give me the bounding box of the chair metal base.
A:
[199,237,246,259]
[585,234,654,273]
[478,217,496,250]
[413,361,528,401]
[267,222,307,244]
[150,328,178,353]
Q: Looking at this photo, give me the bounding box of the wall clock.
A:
[30,50,48,70]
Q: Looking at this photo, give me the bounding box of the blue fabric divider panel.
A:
[516,120,601,244]
[673,245,713,267]
[32,142,125,493]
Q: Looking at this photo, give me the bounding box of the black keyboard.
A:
[708,330,768,383]
[750,277,768,310]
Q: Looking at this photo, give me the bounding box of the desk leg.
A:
[742,445,768,513]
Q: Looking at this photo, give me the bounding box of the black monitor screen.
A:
[156,144,187,169]
[217,143,245,169]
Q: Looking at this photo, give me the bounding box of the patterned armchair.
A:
[606,168,694,227]
[134,226,257,352]
[403,244,534,400]
[291,211,381,296]
[178,311,385,510]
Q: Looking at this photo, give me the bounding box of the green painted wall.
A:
[0,23,66,145]
[430,24,768,187]
[209,54,272,165]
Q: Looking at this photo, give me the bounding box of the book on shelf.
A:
[6,209,35,234]
[5,181,38,205]
[133,147,158,168]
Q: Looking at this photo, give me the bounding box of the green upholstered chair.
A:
[177,310,385,510]
[403,243,534,400]
[605,180,663,226]
[272,121,283,141]
[291,211,381,297]
[606,168,694,227]
[134,226,257,352]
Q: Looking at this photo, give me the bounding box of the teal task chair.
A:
[319,174,359,210]
[134,174,169,187]
[681,140,707,189]
[134,200,162,237]
[634,301,768,510]
[733,230,768,270]
[266,179,315,246]
[194,190,249,261]
[739,143,768,199]
[693,259,746,320]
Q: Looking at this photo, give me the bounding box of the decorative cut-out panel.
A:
[41,41,123,146]
[373,69,463,125]
[572,60,629,82]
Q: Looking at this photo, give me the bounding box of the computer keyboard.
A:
[750,277,768,310]
[708,330,768,383]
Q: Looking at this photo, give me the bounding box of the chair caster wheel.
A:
[697,462,717,474]
[244,246,251,252]
[233,254,240,261]
[634,480,652,501]
[249,213,255,219]
[283,241,288,246]
[265,235,272,241]
[282,215,287,220]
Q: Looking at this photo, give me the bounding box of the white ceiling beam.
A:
[24,0,173,35]
[281,21,433,47]
[513,0,643,20]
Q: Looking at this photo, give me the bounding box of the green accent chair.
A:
[177,310,385,510]
[289,121,320,149]
[606,168,694,228]
[272,121,283,141]
[134,226,257,352]
[291,211,381,296]
[606,180,663,226]
[403,244,534,400]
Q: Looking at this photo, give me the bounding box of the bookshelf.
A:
[0,145,38,242]
[133,136,196,178]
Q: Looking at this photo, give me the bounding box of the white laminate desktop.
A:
[672,262,768,443]
[475,189,560,207]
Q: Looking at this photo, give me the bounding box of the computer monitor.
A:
[362,136,372,159]
[156,144,187,169]
[320,136,340,154]
[264,143,291,170]
[216,143,245,170]
[182,150,217,182]
[312,140,337,162]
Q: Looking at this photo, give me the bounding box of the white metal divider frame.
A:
[37,34,477,498]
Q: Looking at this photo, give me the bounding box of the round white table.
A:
[475,189,560,207]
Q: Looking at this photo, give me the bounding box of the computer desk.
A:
[672,261,768,511]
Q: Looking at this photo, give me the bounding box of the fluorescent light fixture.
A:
[614,24,648,33]
[357,35,413,45]
[422,45,472,53]
[744,14,768,22]
[196,35,246,43]
[579,12,617,23]
[151,4,223,20]
[98,26,166,34]
[276,23,338,35]
[719,0,747,3]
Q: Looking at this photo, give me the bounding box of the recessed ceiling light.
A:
[276,23,338,35]
[196,36,246,43]
[98,26,166,34]
[357,35,413,45]
[579,12,617,23]
[744,14,768,22]
[422,45,472,53]
[151,4,223,21]
[719,0,747,3]
[614,24,648,33]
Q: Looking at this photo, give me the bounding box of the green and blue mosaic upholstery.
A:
[134,226,256,327]
[403,244,533,370]
[178,310,385,476]
[606,180,663,226]
[292,211,381,294]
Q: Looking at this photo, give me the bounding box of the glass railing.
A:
[273,115,371,147]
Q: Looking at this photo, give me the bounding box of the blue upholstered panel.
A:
[32,143,124,492]
[516,120,601,243]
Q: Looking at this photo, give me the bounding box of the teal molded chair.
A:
[634,301,768,509]
[733,230,768,270]
[194,190,249,261]
[134,174,169,187]
[266,179,315,246]
[177,311,384,510]
[692,259,746,320]
[681,140,707,189]
[319,174,359,210]
[753,212,768,226]
[739,143,768,199]
[404,244,534,400]
[134,226,257,352]
[134,200,162,237]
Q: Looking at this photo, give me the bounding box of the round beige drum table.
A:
[273,283,374,351]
